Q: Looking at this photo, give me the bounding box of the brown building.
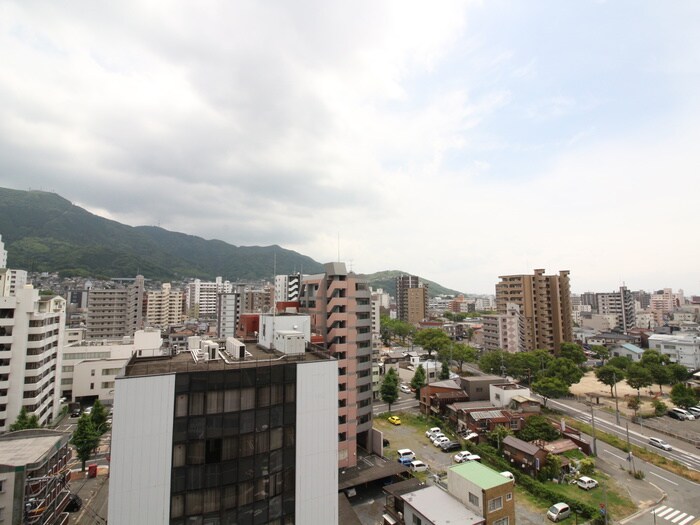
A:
[459,375,505,402]
[419,379,465,416]
[448,461,516,525]
[502,435,549,478]
[495,269,573,353]
[300,262,373,469]
[395,275,428,324]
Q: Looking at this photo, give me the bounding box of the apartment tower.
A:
[495,269,572,353]
[300,262,372,469]
[596,286,636,333]
[86,275,145,339]
[395,274,428,324]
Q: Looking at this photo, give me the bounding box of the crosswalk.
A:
[653,506,696,525]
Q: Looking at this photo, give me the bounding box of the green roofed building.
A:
[447,461,515,525]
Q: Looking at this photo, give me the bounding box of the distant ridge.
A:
[0,187,465,296]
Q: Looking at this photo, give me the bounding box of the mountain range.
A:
[0,187,462,296]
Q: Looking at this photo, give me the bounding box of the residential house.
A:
[419,379,465,416]
[502,435,548,478]
[448,461,516,525]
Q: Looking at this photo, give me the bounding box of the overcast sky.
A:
[1,1,699,295]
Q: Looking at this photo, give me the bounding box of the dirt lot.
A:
[570,371,669,416]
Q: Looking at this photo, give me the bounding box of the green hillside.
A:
[360,270,463,298]
[0,188,324,280]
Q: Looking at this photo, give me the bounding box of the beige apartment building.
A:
[145,283,185,328]
[495,269,572,353]
[300,262,373,469]
[396,274,428,324]
[86,276,145,340]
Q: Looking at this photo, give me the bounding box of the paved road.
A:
[373,390,419,415]
[546,398,700,525]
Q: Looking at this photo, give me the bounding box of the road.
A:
[546,398,700,525]
[373,390,419,415]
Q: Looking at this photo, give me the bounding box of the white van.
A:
[576,476,598,490]
[410,460,428,472]
[669,408,695,421]
[547,503,571,522]
[397,449,416,462]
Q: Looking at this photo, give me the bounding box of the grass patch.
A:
[562,416,700,483]
[563,449,587,460]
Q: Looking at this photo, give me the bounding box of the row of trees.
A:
[594,349,697,410]
[71,399,111,470]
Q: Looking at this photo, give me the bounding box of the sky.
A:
[1,1,699,295]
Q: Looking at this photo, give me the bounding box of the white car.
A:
[433,436,450,448]
[410,460,428,472]
[576,476,598,490]
[454,451,480,463]
[430,433,446,445]
[425,427,442,439]
[648,437,672,451]
[400,384,412,394]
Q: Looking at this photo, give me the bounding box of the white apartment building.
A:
[482,303,525,353]
[86,276,145,339]
[274,273,301,303]
[61,329,163,404]
[145,283,185,328]
[186,277,232,317]
[635,311,657,329]
[0,284,65,432]
[648,333,700,370]
[0,235,5,268]
[216,292,241,338]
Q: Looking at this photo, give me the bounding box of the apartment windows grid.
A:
[169,365,297,525]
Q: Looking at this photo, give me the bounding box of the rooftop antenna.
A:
[337,232,340,262]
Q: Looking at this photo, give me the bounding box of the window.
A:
[494,518,509,525]
[506,493,512,501]
[488,496,503,512]
[468,492,479,506]
[91,369,95,376]
[90,383,94,390]
[413,516,422,525]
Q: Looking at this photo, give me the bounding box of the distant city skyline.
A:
[2,2,699,295]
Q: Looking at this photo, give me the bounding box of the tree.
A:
[544,358,583,386]
[410,365,426,399]
[539,454,562,482]
[488,425,513,450]
[641,350,671,393]
[559,343,586,365]
[517,415,560,442]
[439,360,450,380]
[9,407,40,431]
[625,363,654,398]
[591,345,609,363]
[439,343,477,374]
[532,377,569,408]
[464,327,475,343]
[381,316,416,346]
[595,365,625,397]
[479,349,510,377]
[380,368,400,412]
[652,399,667,416]
[627,396,641,419]
[71,414,101,471]
[607,356,633,371]
[413,328,452,358]
[90,399,109,433]
[578,457,595,475]
[670,383,698,409]
[667,364,690,385]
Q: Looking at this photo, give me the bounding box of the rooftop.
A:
[123,343,332,378]
[0,430,70,469]
[402,485,484,525]
[503,435,542,456]
[450,461,513,490]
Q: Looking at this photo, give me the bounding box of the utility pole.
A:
[626,422,636,476]
[590,403,597,456]
[613,372,621,426]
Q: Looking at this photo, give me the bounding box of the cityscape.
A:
[0,231,699,524]
[1,2,700,525]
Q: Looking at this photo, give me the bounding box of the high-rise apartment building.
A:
[187,277,232,318]
[86,275,145,339]
[596,286,636,333]
[216,292,241,338]
[395,274,428,324]
[145,283,185,328]
[275,274,301,303]
[482,303,526,353]
[0,283,65,431]
[300,262,372,469]
[242,285,274,314]
[495,269,572,353]
[108,345,338,525]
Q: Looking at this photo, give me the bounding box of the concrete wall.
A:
[108,373,175,525]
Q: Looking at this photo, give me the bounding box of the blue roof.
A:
[621,343,644,354]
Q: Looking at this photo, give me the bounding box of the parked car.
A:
[388,415,401,425]
[440,441,462,452]
[668,408,695,421]
[410,460,428,472]
[454,451,481,463]
[686,406,700,418]
[547,503,571,522]
[397,449,416,462]
[576,476,599,490]
[430,433,446,445]
[70,408,81,418]
[425,427,442,439]
[400,384,412,394]
[433,436,450,448]
[398,456,413,466]
[84,406,93,415]
[648,437,672,451]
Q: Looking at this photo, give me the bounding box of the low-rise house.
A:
[465,410,527,434]
[610,343,644,362]
[419,379,466,416]
[502,435,548,477]
[490,383,531,408]
[459,376,504,402]
[448,461,516,525]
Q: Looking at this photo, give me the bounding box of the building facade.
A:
[395,275,428,324]
[495,269,572,353]
[596,286,636,333]
[216,292,241,339]
[108,346,338,525]
[187,278,232,318]
[300,262,373,469]
[146,283,185,328]
[482,303,526,353]
[86,275,145,340]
